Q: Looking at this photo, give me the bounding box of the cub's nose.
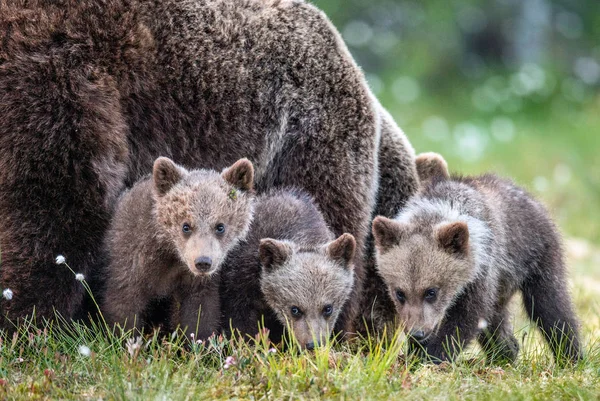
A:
[305,342,315,351]
[194,256,213,272]
[410,329,426,342]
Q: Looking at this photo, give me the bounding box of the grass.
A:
[1,252,599,401]
[2,87,599,399]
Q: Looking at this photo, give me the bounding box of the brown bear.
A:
[102,157,254,339]
[372,157,582,364]
[220,189,355,349]
[0,0,418,333]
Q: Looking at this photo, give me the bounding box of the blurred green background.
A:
[313,0,600,246]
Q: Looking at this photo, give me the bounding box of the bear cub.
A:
[102,157,254,339]
[220,189,356,350]
[372,153,581,363]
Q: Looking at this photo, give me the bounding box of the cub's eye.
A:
[322,305,333,317]
[215,223,226,235]
[290,306,303,317]
[424,288,438,302]
[182,223,192,234]
[396,289,406,304]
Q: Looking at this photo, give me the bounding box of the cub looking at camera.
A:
[102,157,254,339]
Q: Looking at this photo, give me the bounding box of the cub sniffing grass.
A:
[221,189,356,350]
[102,157,254,339]
[372,153,582,363]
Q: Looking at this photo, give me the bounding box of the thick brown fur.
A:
[359,104,419,334]
[0,0,418,331]
[220,189,355,348]
[373,172,582,364]
[101,157,254,338]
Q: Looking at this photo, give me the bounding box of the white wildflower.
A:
[55,255,66,265]
[2,288,13,300]
[477,318,488,330]
[75,273,85,282]
[78,345,92,357]
[223,356,236,369]
[196,339,203,345]
[126,336,143,357]
[268,348,277,354]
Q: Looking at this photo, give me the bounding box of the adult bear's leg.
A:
[0,53,129,328]
[359,104,419,334]
[372,104,419,219]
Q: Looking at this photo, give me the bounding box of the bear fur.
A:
[372,170,582,363]
[101,157,254,339]
[414,152,449,186]
[220,189,355,349]
[0,0,418,332]
[358,104,420,334]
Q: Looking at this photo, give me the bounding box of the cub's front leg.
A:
[102,279,149,333]
[412,290,492,363]
[176,275,221,340]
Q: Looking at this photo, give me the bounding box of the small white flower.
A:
[190,333,195,339]
[196,339,203,345]
[75,273,85,282]
[268,348,277,354]
[477,318,488,330]
[126,336,143,357]
[78,345,92,357]
[15,357,24,363]
[223,356,236,369]
[55,255,66,265]
[2,288,13,300]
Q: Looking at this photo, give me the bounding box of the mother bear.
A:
[0,0,417,333]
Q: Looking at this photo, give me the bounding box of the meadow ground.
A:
[1,96,599,400]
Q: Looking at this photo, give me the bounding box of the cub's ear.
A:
[436,221,469,255]
[259,239,293,271]
[153,157,184,196]
[415,152,449,186]
[372,216,405,252]
[325,233,356,270]
[222,158,254,191]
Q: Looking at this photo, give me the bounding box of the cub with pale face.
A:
[373,218,475,344]
[102,157,254,339]
[372,154,581,364]
[259,234,355,349]
[221,190,355,350]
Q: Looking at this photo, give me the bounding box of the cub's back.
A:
[445,174,562,281]
[250,189,334,246]
[222,188,334,277]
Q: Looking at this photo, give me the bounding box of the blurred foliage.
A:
[313,0,600,244]
[313,0,600,84]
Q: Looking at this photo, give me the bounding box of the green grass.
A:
[2,175,600,400]
[2,87,599,400]
[1,250,599,401]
